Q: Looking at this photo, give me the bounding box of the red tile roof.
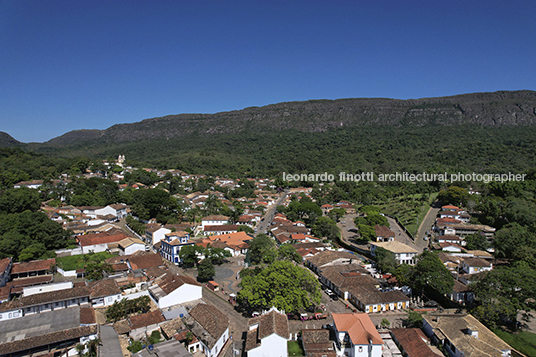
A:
[0,257,12,274]
[11,259,55,274]
[77,232,129,247]
[332,313,383,345]
[390,328,442,357]
[80,306,96,324]
[129,310,165,330]
[128,251,165,270]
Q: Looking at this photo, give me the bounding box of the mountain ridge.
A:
[3,90,536,146]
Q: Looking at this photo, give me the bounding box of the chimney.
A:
[467,326,478,338]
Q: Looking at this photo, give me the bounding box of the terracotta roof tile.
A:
[77,232,129,247]
[129,310,165,330]
[128,252,165,270]
[80,306,96,324]
[0,257,12,274]
[0,325,98,355]
[88,279,121,298]
[189,303,229,340]
[11,258,55,274]
[332,313,382,345]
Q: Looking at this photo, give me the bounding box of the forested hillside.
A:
[28,125,536,177]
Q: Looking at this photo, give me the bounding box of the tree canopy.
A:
[238,260,321,312]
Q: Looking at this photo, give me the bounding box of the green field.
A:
[381,192,438,237]
[492,328,536,357]
[56,252,117,271]
[288,340,304,356]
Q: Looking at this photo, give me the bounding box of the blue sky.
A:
[1,0,535,143]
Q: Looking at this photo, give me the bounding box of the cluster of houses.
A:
[5,163,515,357]
[430,205,497,304]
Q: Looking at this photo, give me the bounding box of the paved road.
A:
[415,203,440,251]
[99,325,123,357]
[255,191,287,236]
[336,213,370,261]
[385,216,421,253]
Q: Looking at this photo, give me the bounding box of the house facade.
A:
[160,231,193,264]
[186,303,230,357]
[332,313,383,357]
[370,241,418,265]
[245,307,290,357]
[149,273,202,309]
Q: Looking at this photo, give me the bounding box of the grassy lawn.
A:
[288,340,304,356]
[492,328,536,357]
[381,192,438,237]
[56,251,117,271]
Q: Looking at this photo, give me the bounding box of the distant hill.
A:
[0,132,22,147]
[45,129,102,145]
[6,90,536,177]
[42,90,536,146]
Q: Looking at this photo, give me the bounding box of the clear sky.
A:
[1,0,535,143]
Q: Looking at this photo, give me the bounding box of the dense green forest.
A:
[30,125,536,177]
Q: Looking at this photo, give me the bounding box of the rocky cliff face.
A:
[45,90,536,145]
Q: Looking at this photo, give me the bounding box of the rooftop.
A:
[333,313,383,345]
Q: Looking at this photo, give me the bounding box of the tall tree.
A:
[413,251,454,295]
[238,260,321,312]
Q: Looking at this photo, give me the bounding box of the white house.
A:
[88,279,122,307]
[117,237,146,255]
[370,241,418,265]
[245,307,290,357]
[95,204,128,220]
[187,303,230,357]
[332,313,383,357]
[145,225,172,245]
[148,273,202,309]
[461,258,493,274]
[200,215,229,229]
[77,232,129,254]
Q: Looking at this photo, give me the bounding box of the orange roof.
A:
[332,313,383,345]
[204,231,252,244]
[442,205,460,210]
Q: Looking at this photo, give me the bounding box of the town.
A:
[0,154,532,357]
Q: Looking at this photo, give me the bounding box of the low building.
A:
[117,237,146,255]
[77,232,129,254]
[370,241,418,265]
[10,258,55,279]
[149,273,202,309]
[203,224,239,236]
[461,257,493,274]
[200,215,230,229]
[88,279,122,307]
[390,328,442,357]
[245,307,290,357]
[331,313,383,357]
[0,325,98,356]
[373,225,395,242]
[302,329,336,357]
[185,303,230,357]
[0,257,12,287]
[423,314,511,357]
[129,310,166,340]
[306,250,360,275]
